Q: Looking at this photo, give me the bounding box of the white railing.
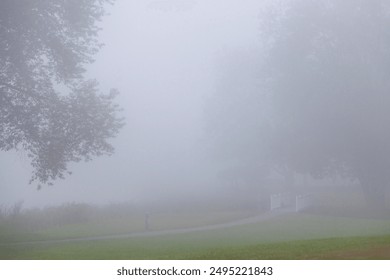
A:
[270,194,282,211]
[270,193,295,211]
[295,194,313,212]
[270,193,313,212]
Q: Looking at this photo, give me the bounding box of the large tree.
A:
[259,0,390,207]
[0,0,123,187]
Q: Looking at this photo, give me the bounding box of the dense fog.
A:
[1,0,390,214]
[1,0,265,208]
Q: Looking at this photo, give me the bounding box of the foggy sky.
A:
[0,0,265,208]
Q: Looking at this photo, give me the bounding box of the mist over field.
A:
[1,0,390,216]
[0,0,264,208]
[3,0,390,261]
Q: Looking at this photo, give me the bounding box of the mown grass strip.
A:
[1,234,389,260]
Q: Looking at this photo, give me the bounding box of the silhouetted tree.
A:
[260,0,390,207]
[0,0,124,187]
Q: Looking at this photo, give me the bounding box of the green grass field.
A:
[0,208,257,243]
[1,213,390,259]
[1,186,390,260]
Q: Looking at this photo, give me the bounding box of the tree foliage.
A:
[207,0,390,207]
[260,0,390,206]
[0,0,124,186]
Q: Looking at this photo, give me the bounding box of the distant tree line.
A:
[208,0,390,209]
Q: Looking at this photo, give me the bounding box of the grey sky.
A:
[0,0,265,208]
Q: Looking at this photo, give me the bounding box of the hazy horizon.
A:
[1,0,266,208]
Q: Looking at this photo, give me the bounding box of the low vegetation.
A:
[0,201,258,243]
[1,188,390,259]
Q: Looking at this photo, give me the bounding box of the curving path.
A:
[0,210,291,246]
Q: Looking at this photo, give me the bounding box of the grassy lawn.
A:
[1,213,390,259]
[194,235,390,260]
[38,209,256,240]
[0,209,257,243]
